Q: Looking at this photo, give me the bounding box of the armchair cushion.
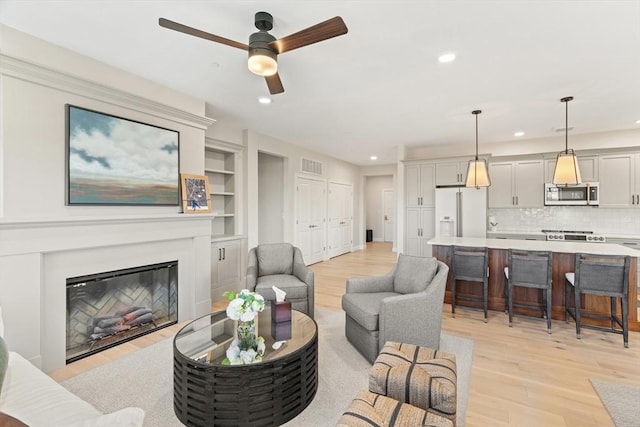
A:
[255,275,311,300]
[256,243,294,276]
[393,255,438,294]
[342,292,400,331]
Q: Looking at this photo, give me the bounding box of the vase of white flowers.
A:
[222,289,266,365]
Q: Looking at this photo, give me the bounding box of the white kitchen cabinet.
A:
[405,207,434,257]
[211,238,242,302]
[544,155,599,183]
[406,163,435,207]
[488,159,543,208]
[599,153,640,208]
[435,160,470,186]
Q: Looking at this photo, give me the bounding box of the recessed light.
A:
[514,131,525,137]
[370,155,378,161]
[636,119,640,124]
[438,52,456,63]
[258,96,272,105]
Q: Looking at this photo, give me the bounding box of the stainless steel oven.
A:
[544,182,599,206]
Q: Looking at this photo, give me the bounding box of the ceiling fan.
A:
[159,12,348,95]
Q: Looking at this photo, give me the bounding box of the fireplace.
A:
[66,261,178,363]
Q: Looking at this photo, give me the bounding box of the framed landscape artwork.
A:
[180,173,211,213]
[66,105,180,205]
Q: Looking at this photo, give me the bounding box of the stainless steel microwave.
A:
[544,182,599,206]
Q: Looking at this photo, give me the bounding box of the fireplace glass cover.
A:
[66,261,178,363]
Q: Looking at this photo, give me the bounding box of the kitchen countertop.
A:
[487,230,640,240]
[428,236,640,257]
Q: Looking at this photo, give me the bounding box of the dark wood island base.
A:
[431,238,639,332]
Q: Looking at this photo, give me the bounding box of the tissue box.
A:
[271,320,292,341]
[271,300,291,323]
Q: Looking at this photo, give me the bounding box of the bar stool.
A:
[565,253,631,348]
[504,249,553,333]
[451,245,489,322]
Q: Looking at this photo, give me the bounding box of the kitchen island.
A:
[428,236,640,332]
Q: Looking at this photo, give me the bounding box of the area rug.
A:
[590,378,640,427]
[62,309,474,426]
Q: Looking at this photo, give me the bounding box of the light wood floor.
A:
[51,242,640,427]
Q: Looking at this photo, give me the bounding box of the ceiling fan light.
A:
[465,159,491,188]
[248,48,277,76]
[553,150,582,186]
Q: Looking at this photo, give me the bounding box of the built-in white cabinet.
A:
[211,238,242,302]
[599,153,640,208]
[205,139,242,238]
[405,163,436,256]
[406,163,435,207]
[435,160,470,186]
[405,207,434,257]
[544,155,599,183]
[488,159,543,208]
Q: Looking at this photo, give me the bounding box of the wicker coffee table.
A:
[173,308,318,426]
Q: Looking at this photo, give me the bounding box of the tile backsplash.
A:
[488,207,640,236]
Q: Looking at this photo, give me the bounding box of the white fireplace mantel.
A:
[0,214,214,372]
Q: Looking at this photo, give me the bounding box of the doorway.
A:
[383,189,394,242]
[295,175,326,265]
[328,181,353,258]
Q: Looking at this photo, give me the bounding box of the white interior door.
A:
[328,182,353,258]
[296,176,326,265]
[383,189,394,242]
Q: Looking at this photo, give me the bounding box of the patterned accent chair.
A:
[246,243,314,318]
[341,254,449,363]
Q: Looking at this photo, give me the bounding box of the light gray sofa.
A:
[246,243,314,318]
[341,254,449,363]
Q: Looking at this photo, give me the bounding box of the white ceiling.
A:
[1,1,639,165]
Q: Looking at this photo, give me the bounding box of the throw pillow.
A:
[393,255,438,294]
[0,412,29,427]
[0,336,8,397]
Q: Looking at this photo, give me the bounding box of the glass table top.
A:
[174,308,317,366]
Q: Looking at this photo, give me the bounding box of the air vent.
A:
[301,157,323,175]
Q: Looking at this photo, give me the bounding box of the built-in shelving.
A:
[204,141,241,238]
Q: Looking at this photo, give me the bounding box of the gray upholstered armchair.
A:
[246,243,315,318]
[341,254,449,363]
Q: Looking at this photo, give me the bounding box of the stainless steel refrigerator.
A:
[434,187,487,237]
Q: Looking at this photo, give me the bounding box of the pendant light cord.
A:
[472,110,481,161]
[561,96,573,154]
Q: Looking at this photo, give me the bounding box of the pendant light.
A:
[553,96,582,186]
[465,110,491,188]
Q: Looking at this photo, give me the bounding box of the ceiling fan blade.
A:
[159,18,249,51]
[270,16,348,54]
[265,73,284,95]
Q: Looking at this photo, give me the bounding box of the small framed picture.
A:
[180,173,211,213]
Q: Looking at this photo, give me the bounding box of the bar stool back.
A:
[452,246,489,322]
[505,249,553,333]
[565,253,631,347]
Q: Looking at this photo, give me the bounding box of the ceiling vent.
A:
[301,157,323,176]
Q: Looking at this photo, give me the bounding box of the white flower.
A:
[226,298,244,321]
[225,339,241,363]
[240,348,257,364]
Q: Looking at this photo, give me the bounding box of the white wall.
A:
[243,129,363,251]
[258,152,285,244]
[0,24,213,371]
[406,128,640,160]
